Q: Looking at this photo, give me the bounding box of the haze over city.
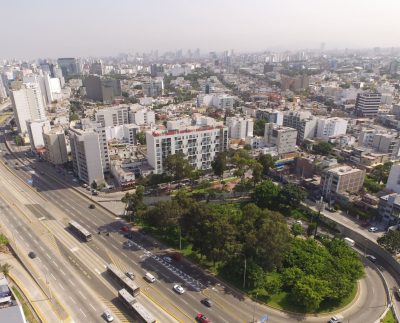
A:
[2,0,400,59]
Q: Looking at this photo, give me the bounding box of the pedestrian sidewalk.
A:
[0,253,61,323]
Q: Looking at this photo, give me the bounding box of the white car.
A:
[368,226,378,232]
[173,284,185,294]
[103,310,114,322]
[295,220,303,225]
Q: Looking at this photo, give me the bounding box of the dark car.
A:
[28,251,37,259]
[366,254,377,263]
[201,298,213,307]
[89,204,95,209]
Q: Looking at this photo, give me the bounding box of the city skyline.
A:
[2,0,400,59]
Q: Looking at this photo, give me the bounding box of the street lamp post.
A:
[243,256,247,289]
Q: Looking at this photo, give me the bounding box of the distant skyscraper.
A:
[355,92,382,117]
[389,60,398,75]
[90,60,104,75]
[57,58,80,77]
[10,83,46,133]
[83,75,121,103]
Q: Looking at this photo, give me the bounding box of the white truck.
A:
[344,237,355,247]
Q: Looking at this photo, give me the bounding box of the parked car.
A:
[328,315,343,323]
[89,204,95,209]
[173,284,185,294]
[121,225,129,232]
[394,288,400,301]
[126,272,135,280]
[368,226,378,232]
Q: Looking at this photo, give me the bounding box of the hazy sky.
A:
[2,0,400,59]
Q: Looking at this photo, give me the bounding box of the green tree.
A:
[279,183,307,208]
[251,162,263,186]
[254,119,267,136]
[0,263,11,276]
[312,142,333,156]
[91,180,97,190]
[306,223,317,236]
[281,267,304,289]
[211,152,227,177]
[377,230,400,255]
[252,180,280,209]
[0,234,9,246]
[291,224,304,237]
[257,154,275,175]
[121,185,146,220]
[363,176,384,193]
[137,132,146,145]
[292,275,331,312]
[164,152,193,180]
[143,200,182,229]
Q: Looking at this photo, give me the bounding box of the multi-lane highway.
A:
[0,120,394,323]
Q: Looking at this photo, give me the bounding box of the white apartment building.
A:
[283,110,317,144]
[69,123,105,184]
[316,117,348,140]
[256,109,283,126]
[43,127,68,165]
[95,105,129,127]
[43,73,62,103]
[26,119,50,150]
[264,123,297,155]
[146,118,228,174]
[197,94,235,110]
[386,164,400,193]
[10,83,46,134]
[104,124,139,144]
[226,116,254,139]
[129,106,155,125]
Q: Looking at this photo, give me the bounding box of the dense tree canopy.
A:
[164,152,194,180]
[252,180,280,209]
[377,230,400,255]
[312,142,333,156]
[211,152,228,177]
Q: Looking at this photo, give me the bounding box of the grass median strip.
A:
[12,285,39,323]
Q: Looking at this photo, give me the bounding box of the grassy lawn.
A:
[12,286,39,323]
[382,309,395,323]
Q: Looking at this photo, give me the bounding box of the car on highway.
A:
[163,256,173,263]
[124,240,133,247]
[366,254,377,263]
[196,313,212,323]
[121,225,129,232]
[145,272,156,283]
[394,288,400,301]
[89,204,95,209]
[102,310,114,322]
[368,226,378,232]
[173,284,185,294]
[201,298,213,307]
[126,272,135,280]
[28,251,36,259]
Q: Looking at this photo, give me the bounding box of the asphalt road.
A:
[0,124,394,323]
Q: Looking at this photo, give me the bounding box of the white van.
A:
[145,272,156,283]
[344,237,355,247]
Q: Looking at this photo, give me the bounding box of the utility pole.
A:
[243,256,247,289]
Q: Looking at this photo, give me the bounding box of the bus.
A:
[107,264,140,296]
[68,221,92,241]
[118,289,156,323]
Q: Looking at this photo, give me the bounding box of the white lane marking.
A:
[78,291,87,299]
[95,268,101,275]
[20,236,25,242]
[59,269,66,276]
[218,315,229,323]
[39,246,44,251]
[43,265,48,271]
[58,283,65,291]
[46,253,51,260]
[32,238,38,244]
[79,308,87,318]
[68,279,76,287]
[111,245,119,251]
[52,260,58,268]
[89,303,96,311]
[69,296,77,304]
[50,273,57,281]
[180,299,189,306]
[27,232,33,238]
